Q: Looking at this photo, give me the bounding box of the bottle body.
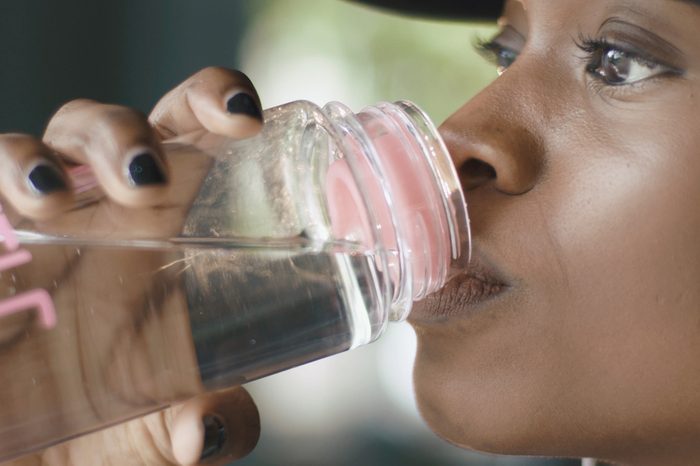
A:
[0,100,468,460]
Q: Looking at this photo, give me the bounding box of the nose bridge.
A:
[441,64,552,195]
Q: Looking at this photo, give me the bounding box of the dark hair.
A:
[348,0,503,21]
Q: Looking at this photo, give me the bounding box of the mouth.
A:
[408,251,511,324]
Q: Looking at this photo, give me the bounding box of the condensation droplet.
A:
[249,339,257,346]
[75,248,82,256]
[52,280,58,289]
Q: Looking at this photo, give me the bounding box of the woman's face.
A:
[409,0,700,463]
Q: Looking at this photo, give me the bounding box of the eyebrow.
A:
[676,0,700,6]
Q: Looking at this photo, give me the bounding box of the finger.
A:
[0,133,72,220]
[43,99,169,208]
[33,405,180,466]
[150,67,263,140]
[171,387,260,466]
[14,387,258,466]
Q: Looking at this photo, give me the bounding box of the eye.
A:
[590,47,664,85]
[475,40,519,75]
[577,38,679,86]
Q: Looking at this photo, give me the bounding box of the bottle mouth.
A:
[323,100,471,321]
[388,101,471,268]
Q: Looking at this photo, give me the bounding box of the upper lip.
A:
[409,248,511,323]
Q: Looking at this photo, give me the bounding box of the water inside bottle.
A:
[0,235,386,460]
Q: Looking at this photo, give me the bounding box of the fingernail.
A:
[226,93,262,121]
[200,415,227,461]
[28,163,69,195]
[127,152,167,187]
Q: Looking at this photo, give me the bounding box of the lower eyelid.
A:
[586,72,675,103]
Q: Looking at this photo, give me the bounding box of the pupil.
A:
[497,49,517,75]
[498,50,515,68]
[602,49,629,83]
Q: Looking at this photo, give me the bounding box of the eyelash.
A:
[474,38,518,75]
[474,34,682,87]
[574,34,672,83]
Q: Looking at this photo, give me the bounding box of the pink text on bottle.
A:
[0,204,57,329]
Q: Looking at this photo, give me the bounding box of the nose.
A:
[440,77,545,195]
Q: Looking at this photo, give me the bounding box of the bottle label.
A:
[0,204,57,329]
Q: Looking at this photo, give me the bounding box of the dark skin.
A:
[2,0,700,464]
[412,1,700,465]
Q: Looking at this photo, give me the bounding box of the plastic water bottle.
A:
[0,100,470,460]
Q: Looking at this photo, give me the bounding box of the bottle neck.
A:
[323,101,470,321]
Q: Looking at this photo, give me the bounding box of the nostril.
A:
[459,158,497,191]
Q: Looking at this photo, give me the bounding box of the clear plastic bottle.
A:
[0,100,470,460]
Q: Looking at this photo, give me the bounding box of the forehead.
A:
[502,0,700,35]
[505,0,700,16]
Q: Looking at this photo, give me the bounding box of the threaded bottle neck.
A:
[323,101,470,321]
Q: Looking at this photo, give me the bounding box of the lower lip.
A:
[408,273,509,324]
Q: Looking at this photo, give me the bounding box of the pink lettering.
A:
[0,204,57,329]
[0,206,19,251]
[0,289,57,329]
[0,249,32,272]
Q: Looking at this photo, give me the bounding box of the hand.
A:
[0,67,263,466]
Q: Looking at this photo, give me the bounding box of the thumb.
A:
[171,387,261,466]
[3,387,260,466]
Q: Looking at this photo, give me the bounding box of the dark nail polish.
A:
[28,163,68,195]
[127,152,166,186]
[200,415,227,461]
[226,93,263,120]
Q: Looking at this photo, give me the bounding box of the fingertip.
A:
[199,415,227,463]
[171,411,230,466]
[188,87,264,139]
[171,388,260,466]
[43,101,174,209]
[150,67,265,140]
[224,91,264,138]
[171,408,206,466]
[24,161,75,219]
[23,158,73,220]
[216,388,260,462]
[225,91,263,121]
[27,161,70,195]
[124,148,169,188]
[101,146,170,209]
[0,135,74,220]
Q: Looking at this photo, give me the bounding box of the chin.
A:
[411,337,564,459]
[413,368,510,455]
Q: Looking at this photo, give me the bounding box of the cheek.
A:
[527,111,700,433]
[411,95,700,453]
[551,103,700,334]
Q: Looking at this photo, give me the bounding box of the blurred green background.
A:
[0,1,581,465]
